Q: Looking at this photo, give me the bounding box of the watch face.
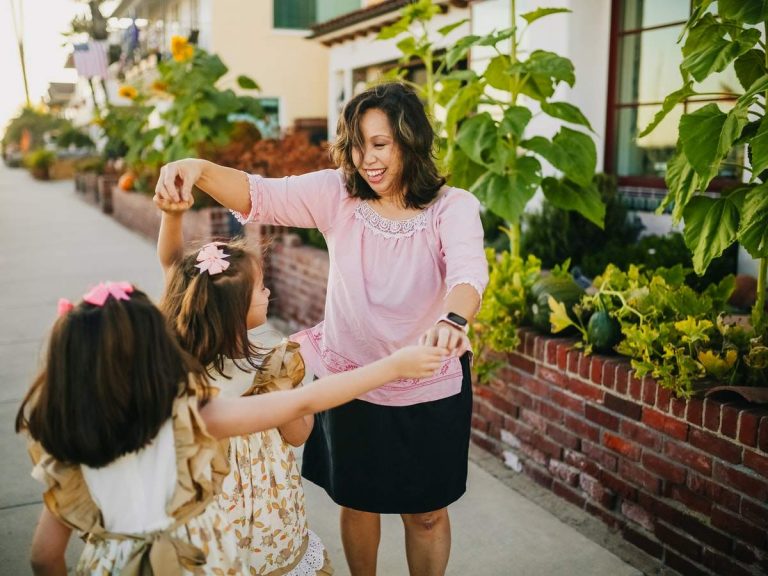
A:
[446,312,468,326]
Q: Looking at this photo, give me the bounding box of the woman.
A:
[154,82,489,576]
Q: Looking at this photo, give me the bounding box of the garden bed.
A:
[472,329,768,576]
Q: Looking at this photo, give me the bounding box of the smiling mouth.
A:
[366,168,386,182]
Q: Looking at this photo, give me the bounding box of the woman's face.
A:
[352,108,403,200]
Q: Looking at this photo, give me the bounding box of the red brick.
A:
[583,440,618,472]
[520,443,548,467]
[642,407,688,440]
[760,416,768,453]
[556,342,570,370]
[721,403,742,439]
[603,392,642,420]
[703,549,755,576]
[539,401,564,424]
[711,506,765,548]
[601,470,638,500]
[471,414,488,433]
[629,374,643,401]
[670,397,687,418]
[621,500,653,530]
[641,376,657,405]
[654,521,703,562]
[600,360,619,389]
[585,404,620,431]
[566,377,604,403]
[524,331,536,357]
[739,410,761,447]
[620,419,662,451]
[713,461,768,501]
[688,428,743,464]
[741,497,768,528]
[531,432,562,459]
[622,525,663,559]
[579,473,616,507]
[603,431,642,461]
[686,397,704,427]
[550,388,584,415]
[553,479,587,508]
[585,502,622,530]
[564,414,600,442]
[545,339,558,365]
[687,473,741,515]
[547,423,581,450]
[615,363,630,395]
[487,390,520,417]
[523,375,552,399]
[567,350,579,373]
[488,422,501,439]
[665,549,708,576]
[537,365,568,388]
[642,451,687,484]
[620,459,661,494]
[664,441,712,476]
[508,352,536,374]
[578,354,591,379]
[656,386,672,412]
[525,461,553,489]
[503,418,534,445]
[548,459,580,486]
[664,483,712,516]
[704,398,722,432]
[744,449,768,478]
[471,432,500,456]
[731,542,757,566]
[533,335,547,361]
[521,408,547,433]
[507,388,535,410]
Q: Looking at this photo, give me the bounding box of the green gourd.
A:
[530,276,584,333]
[587,310,622,353]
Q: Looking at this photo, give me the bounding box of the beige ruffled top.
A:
[27,381,230,576]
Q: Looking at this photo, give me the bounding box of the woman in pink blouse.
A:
[155,83,489,576]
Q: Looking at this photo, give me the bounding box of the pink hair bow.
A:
[83,281,134,307]
[57,298,74,317]
[196,242,230,275]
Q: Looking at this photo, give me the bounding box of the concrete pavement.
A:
[0,164,649,575]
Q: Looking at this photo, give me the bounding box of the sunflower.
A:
[171,35,194,62]
[117,85,138,100]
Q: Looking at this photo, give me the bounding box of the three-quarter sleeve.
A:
[231,168,345,234]
[437,190,489,300]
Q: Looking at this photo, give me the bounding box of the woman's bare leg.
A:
[401,508,451,576]
[341,507,381,576]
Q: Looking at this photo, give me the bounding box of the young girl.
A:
[16,283,445,575]
[155,198,324,574]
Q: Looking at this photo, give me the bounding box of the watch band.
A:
[436,313,468,332]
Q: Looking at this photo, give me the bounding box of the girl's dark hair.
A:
[160,238,267,377]
[15,288,206,468]
[331,82,445,209]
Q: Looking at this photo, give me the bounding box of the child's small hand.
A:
[153,194,194,213]
[390,345,448,379]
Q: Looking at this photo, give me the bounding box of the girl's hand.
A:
[153,195,194,213]
[155,158,206,203]
[389,345,448,379]
[419,323,470,357]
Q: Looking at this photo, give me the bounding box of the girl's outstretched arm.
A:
[201,345,447,439]
[155,197,192,276]
[155,159,250,213]
[30,507,71,576]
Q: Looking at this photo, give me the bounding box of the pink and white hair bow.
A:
[83,281,134,306]
[195,242,230,275]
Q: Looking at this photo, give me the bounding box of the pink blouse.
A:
[234,169,488,407]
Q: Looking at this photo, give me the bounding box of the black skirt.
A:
[301,354,473,514]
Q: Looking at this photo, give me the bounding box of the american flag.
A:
[72,41,109,79]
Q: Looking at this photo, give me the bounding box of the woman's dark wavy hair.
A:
[331,82,445,209]
[15,288,207,469]
[160,237,268,378]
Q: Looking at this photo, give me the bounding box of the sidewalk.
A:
[0,164,646,575]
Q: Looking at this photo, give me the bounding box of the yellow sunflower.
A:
[118,85,138,100]
[171,35,194,62]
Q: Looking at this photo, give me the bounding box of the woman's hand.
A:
[390,345,448,379]
[419,323,470,357]
[153,195,194,213]
[155,158,206,203]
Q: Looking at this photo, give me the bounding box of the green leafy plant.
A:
[55,126,95,150]
[640,1,768,332]
[2,108,68,151]
[378,0,604,255]
[24,149,56,180]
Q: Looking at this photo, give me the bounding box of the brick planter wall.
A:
[472,328,768,576]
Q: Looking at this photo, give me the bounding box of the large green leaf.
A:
[541,176,605,228]
[682,194,742,274]
[484,55,513,91]
[438,18,469,36]
[750,117,768,181]
[445,35,481,69]
[638,82,694,138]
[522,129,595,187]
[523,50,576,98]
[236,75,259,90]
[734,50,767,91]
[471,156,542,223]
[718,0,768,24]
[541,101,594,132]
[520,8,571,25]
[444,80,484,135]
[738,183,768,258]
[449,147,487,190]
[377,18,409,40]
[455,113,497,166]
[681,15,760,82]
[738,74,768,105]
[499,106,532,140]
[663,150,700,223]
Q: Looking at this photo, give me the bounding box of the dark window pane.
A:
[618,25,684,104]
[274,0,316,29]
[622,0,690,30]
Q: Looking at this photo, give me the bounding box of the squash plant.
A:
[378,0,604,256]
[639,0,768,332]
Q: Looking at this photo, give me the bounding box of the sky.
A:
[0,0,93,133]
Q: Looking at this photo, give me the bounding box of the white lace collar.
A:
[354,200,429,239]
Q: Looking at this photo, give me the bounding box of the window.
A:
[256,98,280,139]
[607,0,742,188]
[274,0,316,30]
